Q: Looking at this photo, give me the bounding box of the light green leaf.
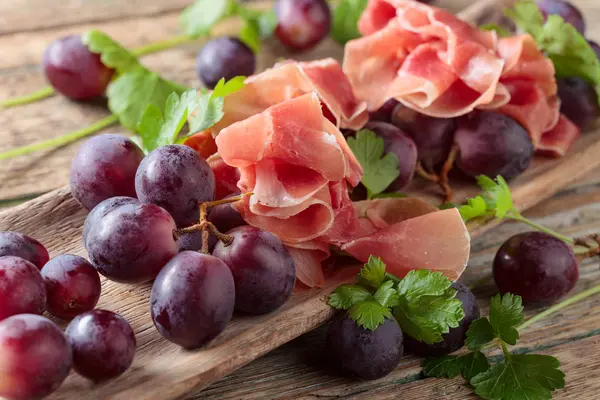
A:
[330,0,368,45]
[188,91,224,135]
[459,196,488,222]
[240,18,262,53]
[505,1,545,38]
[82,30,140,73]
[479,23,512,37]
[348,300,392,331]
[212,76,247,97]
[328,284,371,310]
[477,175,514,219]
[258,9,278,38]
[180,0,235,38]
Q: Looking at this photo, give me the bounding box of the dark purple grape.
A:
[0,314,72,400]
[326,314,403,380]
[493,231,578,305]
[83,196,139,242]
[557,77,600,130]
[70,134,144,211]
[0,231,49,269]
[208,195,246,234]
[537,0,585,34]
[392,104,457,170]
[588,39,600,61]
[212,226,295,314]
[43,35,114,100]
[275,0,331,51]
[404,282,479,357]
[454,112,533,181]
[178,230,217,253]
[369,99,400,123]
[364,122,418,191]
[135,144,216,228]
[66,310,136,382]
[85,200,178,283]
[0,256,46,321]
[41,255,101,320]
[196,37,256,89]
[151,252,235,349]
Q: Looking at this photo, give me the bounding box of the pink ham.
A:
[536,114,581,157]
[207,154,241,200]
[286,241,330,288]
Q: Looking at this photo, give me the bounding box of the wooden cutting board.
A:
[2,0,600,399]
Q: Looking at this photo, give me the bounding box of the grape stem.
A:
[507,212,575,244]
[439,144,458,203]
[415,163,440,183]
[0,87,55,109]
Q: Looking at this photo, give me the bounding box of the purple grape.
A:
[588,39,600,61]
[557,77,600,130]
[0,314,72,400]
[70,134,144,211]
[404,282,479,357]
[0,231,49,270]
[85,200,178,283]
[43,35,114,100]
[41,255,101,320]
[151,252,235,349]
[66,310,136,382]
[275,0,331,51]
[212,226,295,314]
[208,195,246,234]
[363,122,418,191]
[454,112,533,181]
[537,0,585,34]
[135,144,216,228]
[369,99,399,123]
[493,231,578,305]
[83,196,139,242]
[326,314,403,380]
[0,256,46,321]
[196,37,256,89]
[392,104,456,169]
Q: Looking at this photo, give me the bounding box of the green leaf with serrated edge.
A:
[330,0,369,45]
[212,76,246,98]
[471,354,565,400]
[240,18,261,53]
[82,30,140,73]
[347,130,400,198]
[465,318,496,350]
[328,284,371,310]
[258,9,278,38]
[476,175,514,219]
[355,255,386,290]
[371,192,407,199]
[137,104,163,153]
[423,356,463,379]
[505,1,544,38]
[460,351,490,381]
[180,0,234,38]
[396,269,450,301]
[188,92,224,135]
[373,281,400,308]
[458,196,488,222]
[489,293,524,345]
[347,300,392,331]
[479,23,511,37]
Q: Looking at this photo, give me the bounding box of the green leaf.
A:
[505,1,544,38]
[373,280,400,308]
[240,18,262,53]
[347,300,392,331]
[423,356,463,379]
[460,351,490,381]
[479,23,512,37]
[396,269,451,300]
[82,30,140,73]
[212,76,246,97]
[180,0,234,38]
[458,196,488,222]
[371,192,407,199]
[439,202,458,210]
[330,0,368,45]
[489,293,524,345]
[347,130,400,198]
[471,354,565,400]
[355,255,386,290]
[465,318,496,350]
[258,9,278,38]
[328,284,371,310]
[477,175,514,219]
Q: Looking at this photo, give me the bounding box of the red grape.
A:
[196,37,256,89]
[83,196,139,242]
[537,0,585,34]
[66,310,136,382]
[0,231,49,269]
[208,194,246,234]
[493,232,578,305]
[70,134,144,210]
[0,314,72,400]
[0,256,46,321]
[557,77,600,130]
[274,0,331,51]
[212,226,296,314]
[41,255,101,320]
[151,252,235,349]
[43,35,114,100]
[178,230,217,253]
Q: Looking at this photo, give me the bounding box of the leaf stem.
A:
[0,115,119,160]
[131,35,196,57]
[508,212,575,244]
[1,87,55,108]
[500,341,511,360]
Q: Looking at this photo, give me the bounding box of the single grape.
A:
[0,314,72,400]
[196,37,256,89]
[178,230,217,253]
[274,0,331,51]
[454,112,533,181]
[493,231,578,305]
[66,310,136,382]
[135,144,216,228]
[404,282,479,357]
[557,77,600,130]
[0,256,46,321]
[85,200,178,283]
[588,39,600,61]
[326,315,403,380]
[41,255,101,320]
[70,134,144,211]
[43,35,114,100]
[363,122,418,191]
[212,226,296,314]
[83,196,139,242]
[392,104,456,170]
[207,195,246,234]
[537,0,585,34]
[369,99,399,123]
[0,231,49,269]
[151,251,235,349]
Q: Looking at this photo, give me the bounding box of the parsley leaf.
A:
[458,175,515,222]
[458,196,488,221]
[348,300,392,331]
[423,351,489,381]
[240,18,262,53]
[465,318,496,350]
[479,23,512,37]
[373,280,400,308]
[355,255,386,290]
[330,0,368,45]
[82,30,139,73]
[489,293,524,345]
[328,284,371,310]
[347,130,400,199]
[181,0,235,38]
[257,10,278,38]
[471,354,565,400]
[212,76,246,97]
[505,1,544,38]
[461,351,491,381]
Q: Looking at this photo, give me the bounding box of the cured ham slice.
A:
[353,197,438,230]
[536,114,581,157]
[286,241,330,288]
[211,58,368,133]
[207,154,240,200]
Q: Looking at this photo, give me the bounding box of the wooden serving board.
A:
[1,0,600,399]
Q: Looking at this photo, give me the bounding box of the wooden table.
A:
[1,0,600,398]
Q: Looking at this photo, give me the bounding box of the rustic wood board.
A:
[1,0,600,399]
